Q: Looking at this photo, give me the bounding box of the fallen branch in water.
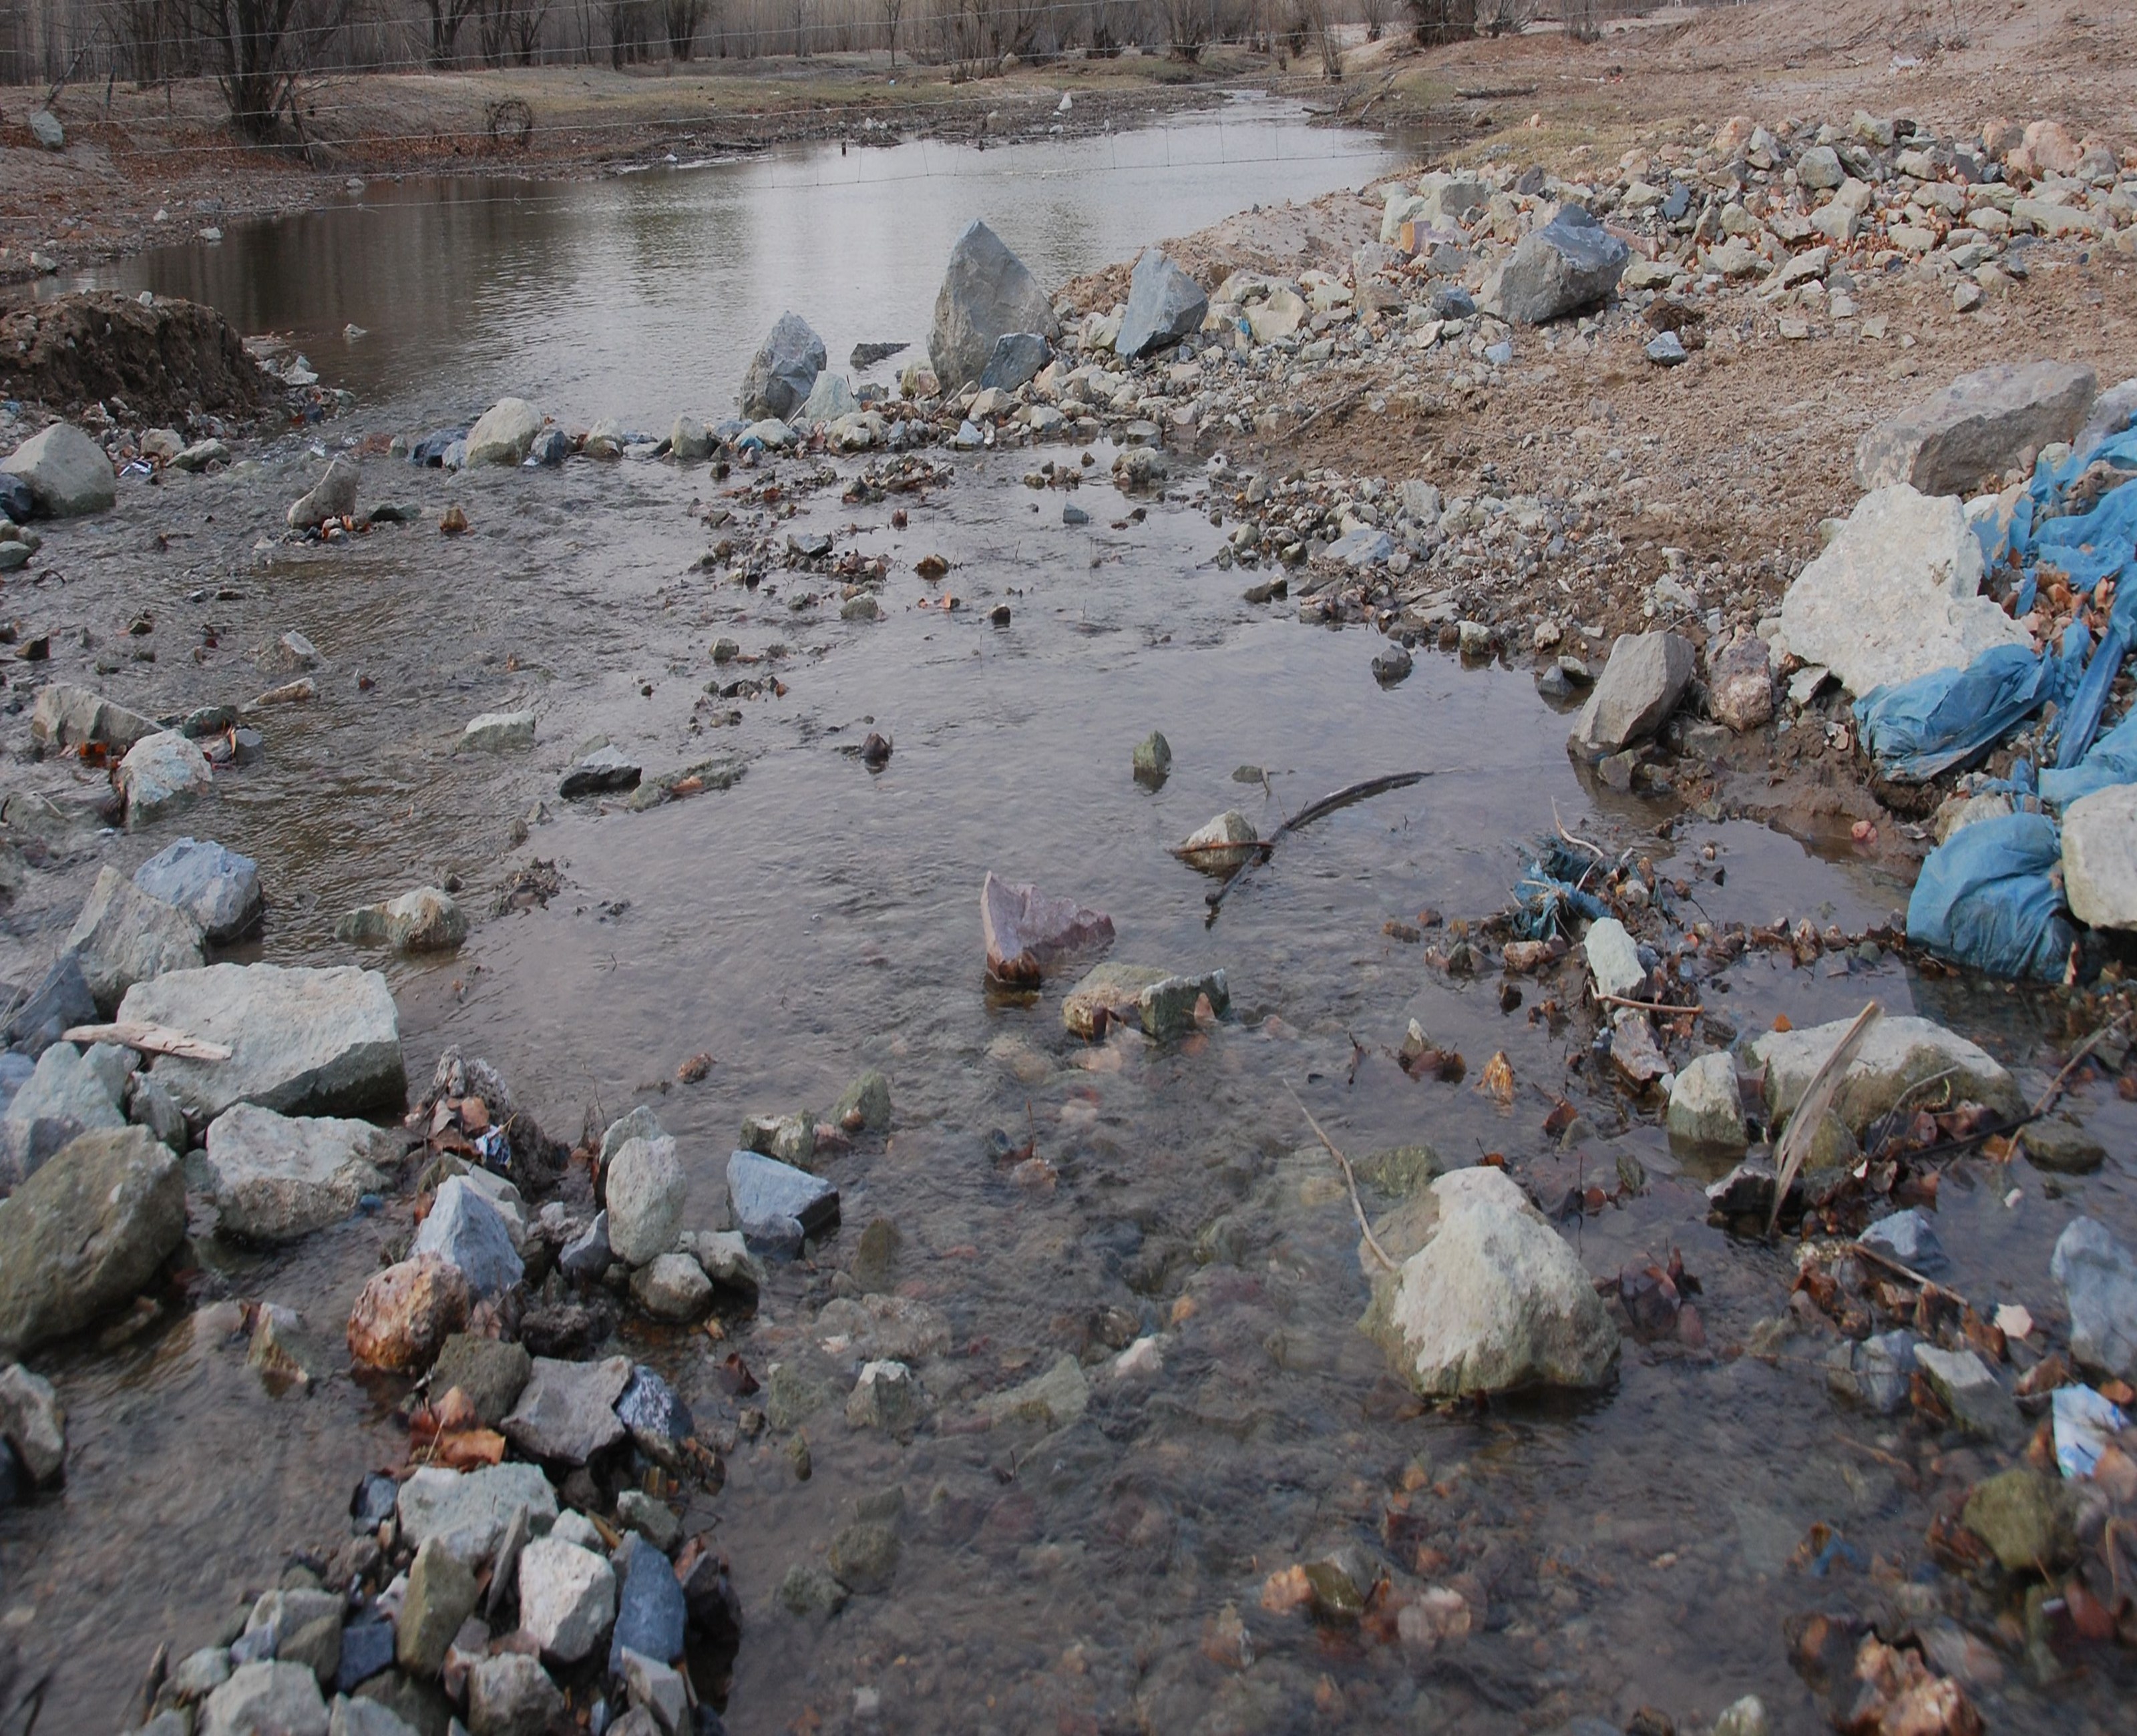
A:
[1770,1000,1881,1239]
[2031,1012,2132,1118]
[1288,1085,1397,1273]
[1205,771,1432,919]
[1597,994,1705,1017]
[65,1021,232,1062]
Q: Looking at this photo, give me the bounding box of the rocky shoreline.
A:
[1,91,2136,1736]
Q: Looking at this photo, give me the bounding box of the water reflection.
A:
[56,95,1398,425]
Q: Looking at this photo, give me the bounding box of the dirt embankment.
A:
[0,292,275,424]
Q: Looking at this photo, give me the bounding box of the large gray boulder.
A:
[1485,206,1629,325]
[2073,377,2137,463]
[2052,1217,2137,1380]
[395,1461,557,1565]
[285,457,359,529]
[606,1133,685,1266]
[728,1148,838,1254]
[929,220,1059,391]
[1856,361,2097,495]
[1778,485,2030,696]
[200,1102,395,1243]
[0,423,116,517]
[65,866,207,1012]
[1365,1165,1618,1395]
[29,683,159,753]
[1568,630,1693,755]
[0,1040,126,1186]
[738,313,827,422]
[2060,784,2137,931]
[200,1661,327,1736]
[118,962,405,1123]
[464,399,542,467]
[134,838,264,942]
[118,730,214,829]
[976,333,1052,393]
[502,1354,630,1464]
[0,1126,185,1356]
[410,1175,523,1296]
[1116,249,1209,360]
[1746,1013,2021,1134]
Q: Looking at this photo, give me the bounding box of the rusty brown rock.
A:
[347,1254,470,1373]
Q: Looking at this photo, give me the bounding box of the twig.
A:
[1550,798,1605,860]
[1597,995,1705,1016]
[1294,387,1370,437]
[2030,1012,2132,1118]
[1288,1085,1397,1274]
[1205,771,1431,918]
[1770,1000,1882,1238]
[1848,1241,1933,1288]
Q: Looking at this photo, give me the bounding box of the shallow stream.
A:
[3,103,2134,1736]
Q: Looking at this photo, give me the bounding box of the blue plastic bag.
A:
[1854,645,2062,782]
[2040,706,2137,805]
[1905,811,2075,981]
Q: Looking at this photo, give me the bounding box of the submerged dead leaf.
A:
[1476,1051,1514,1106]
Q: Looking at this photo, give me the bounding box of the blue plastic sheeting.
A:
[1511,839,1609,941]
[1905,811,2076,982]
[2040,708,2137,805]
[1854,644,2068,782]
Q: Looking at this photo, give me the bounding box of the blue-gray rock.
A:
[1661,184,1692,222]
[0,1126,185,1357]
[1861,1207,1945,1274]
[1825,1329,1917,1414]
[929,220,1058,390]
[410,1176,522,1298]
[1,423,116,517]
[351,1472,399,1529]
[1117,248,1209,360]
[1327,527,1393,569]
[1427,283,1477,320]
[0,475,32,521]
[1487,206,1629,325]
[1,1039,126,1185]
[977,333,1052,393]
[500,1354,628,1465]
[524,427,573,467]
[65,866,207,1013]
[559,1209,612,1281]
[615,1364,692,1467]
[408,428,467,467]
[738,312,827,422]
[2053,1216,2137,1381]
[0,1053,33,1116]
[559,746,640,799]
[335,1612,395,1693]
[609,1534,688,1676]
[727,1149,838,1255]
[134,839,264,943]
[1645,331,1688,367]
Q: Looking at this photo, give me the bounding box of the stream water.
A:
[5,101,2135,1736]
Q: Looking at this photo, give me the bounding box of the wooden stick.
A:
[64,1022,232,1062]
[1288,1086,1398,1274]
[1597,995,1705,1016]
[1769,1001,1881,1238]
[2030,1011,2132,1118]
[1205,771,1432,917]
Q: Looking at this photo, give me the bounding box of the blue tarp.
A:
[1905,811,2076,982]
[1861,428,2137,789]
[1855,644,2067,783]
[2040,707,2137,806]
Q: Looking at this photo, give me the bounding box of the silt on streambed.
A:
[0,416,2130,1736]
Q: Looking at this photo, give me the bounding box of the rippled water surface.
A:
[5,105,2135,1736]
[56,93,1398,424]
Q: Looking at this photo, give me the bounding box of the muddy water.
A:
[5,426,2132,1736]
[5,123,2136,1736]
[52,93,1398,423]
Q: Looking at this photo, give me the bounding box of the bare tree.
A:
[508,0,551,60]
[664,0,705,55]
[1559,0,1593,40]
[421,0,483,64]
[1360,0,1390,39]
[882,0,902,62]
[1404,0,1474,43]
[184,0,328,138]
[1162,0,1209,61]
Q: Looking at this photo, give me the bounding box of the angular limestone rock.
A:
[1365,1166,1617,1396]
[1856,360,2096,495]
